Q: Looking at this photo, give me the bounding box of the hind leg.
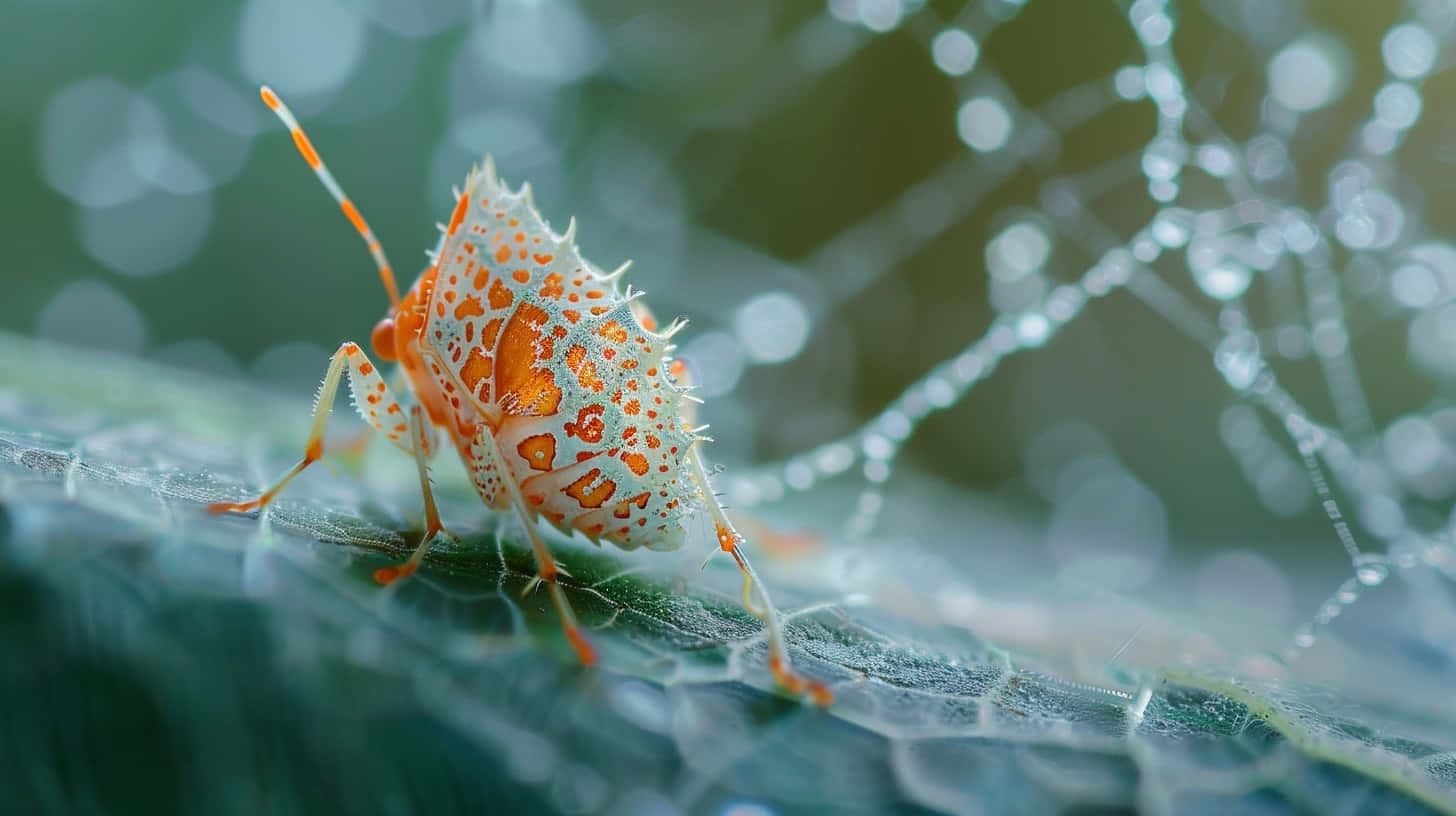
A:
[473,426,597,666]
[689,446,832,705]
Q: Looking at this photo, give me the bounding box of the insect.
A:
[208,86,831,705]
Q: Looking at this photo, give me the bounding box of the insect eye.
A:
[371,318,397,362]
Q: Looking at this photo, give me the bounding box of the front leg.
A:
[209,342,450,579]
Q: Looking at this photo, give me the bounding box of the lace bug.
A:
[208,86,831,705]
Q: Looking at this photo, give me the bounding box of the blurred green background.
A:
[7,0,1456,667]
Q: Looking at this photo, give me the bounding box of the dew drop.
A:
[1194,262,1253,301]
[238,0,366,97]
[1268,34,1348,113]
[957,97,1012,152]
[1382,24,1437,80]
[931,28,979,76]
[1113,66,1145,101]
[1353,555,1389,587]
[1151,209,1191,248]
[1374,82,1422,131]
[1015,312,1051,347]
[734,291,811,364]
[1214,332,1262,390]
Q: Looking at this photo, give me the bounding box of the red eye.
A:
[371,317,397,362]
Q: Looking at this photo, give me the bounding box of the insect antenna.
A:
[258,85,402,311]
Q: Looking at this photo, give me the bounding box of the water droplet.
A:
[1247,135,1290,182]
[1361,121,1398,156]
[1382,24,1437,79]
[1148,178,1178,203]
[815,443,855,475]
[1214,332,1263,390]
[858,0,903,32]
[879,411,912,440]
[1268,34,1349,112]
[1385,415,1444,477]
[1195,143,1236,178]
[861,434,894,460]
[783,461,814,490]
[1044,286,1085,323]
[1135,12,1172,46]
[957,97,1012,152]
[1142,62,1182,104]
[1374,82,1422,130]
[1390,262,1438,308]
[734,291,811,364]
[923,377,955,408]
[1281,212,1318,254]
[1151,208,1192,247]
[986,220,1051,281]
[1140,138,1185,181]
[1114,66,1145,100]
[238,0,366,97]
[678,330,744,398]
[474,0,606,84]
[931,28,978,76]
[1194,262,1253,301]
[1131,233,1161,262]
[1354,555,1389,587]
[1015,312,1051,347]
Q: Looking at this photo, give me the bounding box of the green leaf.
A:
[2,331,1452,815]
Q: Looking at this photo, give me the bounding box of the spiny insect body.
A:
[208,86,830,704]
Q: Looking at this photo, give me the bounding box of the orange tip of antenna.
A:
[259,85,280,110]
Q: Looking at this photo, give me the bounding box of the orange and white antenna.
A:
[258,85,402,310]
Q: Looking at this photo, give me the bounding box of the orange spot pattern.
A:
[454,295,485,320]
[564,468,616,509]
[516,434,557,471]
[565,405,605,443]
[495,303,561,416]
[460,347,493,401]
[621,452,649,476]
[488,278,514,310]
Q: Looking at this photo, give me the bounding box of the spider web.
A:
[729,0,1456,673]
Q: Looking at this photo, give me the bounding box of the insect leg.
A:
[258,86,401,310]
[688,446,833,705]
[373,405,451,585]
[334,367,414,460]
[207,343,352,515]
[210,343,450,554]
[476,427,598,666]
